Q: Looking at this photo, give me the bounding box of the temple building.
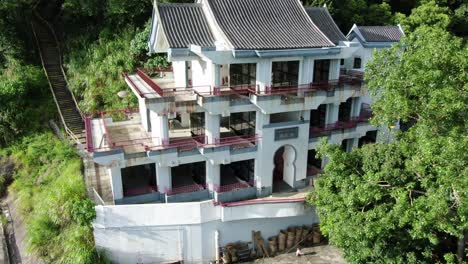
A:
[85,0,404,262]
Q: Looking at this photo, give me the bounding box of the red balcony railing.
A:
[214,180,254,193]
[165,183,206,196]
[136,68,194,97]
[214,134,260,148]
[251,80,341,96]
[307,166,323,176]
[309,110,373,138]
[122,72,145,98]
[194,84,256,97]
[84,115,94,152]
[124,186,158,197]
[161,136,207,151]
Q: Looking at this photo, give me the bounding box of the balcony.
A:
[309,110,373,139]
[214,181,257,203]
[250,81,338,96]
[213,134,260,151]
[165,183,209,203]
[85,109,205,155]
[115,186,162,205]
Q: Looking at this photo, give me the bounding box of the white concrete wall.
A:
[94,201,318,263]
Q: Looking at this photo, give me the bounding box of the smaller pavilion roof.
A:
[350,25,404,42]
[304,7,346,44]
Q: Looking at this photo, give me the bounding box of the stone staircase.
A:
[31,13,85,145]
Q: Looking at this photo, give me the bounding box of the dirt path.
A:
[245,245,346,264]
[2,192,43,264]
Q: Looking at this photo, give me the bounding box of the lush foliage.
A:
[305,0,395,31]
[0,59,53,146]
[310,139,467,263]
[309,25,467,263]
[65,28,139,112]
[365,26,467,132]
[1,133,103,263]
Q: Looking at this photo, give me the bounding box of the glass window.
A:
[229,63,256,86]
[313,59,330,83]
[272,61,299,86]
[353,57,362,69]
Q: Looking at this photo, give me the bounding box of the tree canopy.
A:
[309,24,467,264]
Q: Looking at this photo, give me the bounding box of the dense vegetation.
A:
[1,133,101,263]
[305,0,467,36]
[308,11,467,264]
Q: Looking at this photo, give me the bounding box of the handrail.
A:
[214,180,254,193]
[32,10,83,119]
[122,72,145,98]
[137,68,164,96]
[92,188,106,206]
[84,115,94,152]
[31,19,81,145]
[213,134,261,147]
[165,183,205,196]
[309,111,373,138]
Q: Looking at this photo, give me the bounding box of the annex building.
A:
[84,0,404,263]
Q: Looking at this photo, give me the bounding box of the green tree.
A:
[305,0,395,31]
[309,26,467,262]
[397,1,451,32]
[0,59,52,145]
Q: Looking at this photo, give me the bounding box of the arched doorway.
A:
[272,145,296,192]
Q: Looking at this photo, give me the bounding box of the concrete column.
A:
[255,59,272,92]
[283,145,296,188]
[139,102,150,132]
[156,165,172,193]
[150,111,169,145]
[328,59,340,80]
[206,161,220,192]
[173,61,187,87]
[255,111,269,134]
[108,166,123,200]
[351,96,362,117]
[301,110,311,122]
[212,63,221,87]
[351,137,359,148]
[326,103,340,125]
[205,113,220,144]
[300,57,314,84]
[180,113,190,128]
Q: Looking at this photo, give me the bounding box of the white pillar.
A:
[150,111,169,145]
[283,145,296,188]
[180,113,190,128]
[173,61,187,87]
[205,113,220,144]
[212,63,221,87]
[215,230,220,264]
[351,97,362,117]
[326,103,340,124]
[254,112,270,195]
[300,57,314,84]
[328,59,340,80]
[156,165,172,194]
[108,166,123,200]
[206,161,220,191]
[256,59,272,92]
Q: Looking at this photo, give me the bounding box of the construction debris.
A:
[219,224,324,263]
